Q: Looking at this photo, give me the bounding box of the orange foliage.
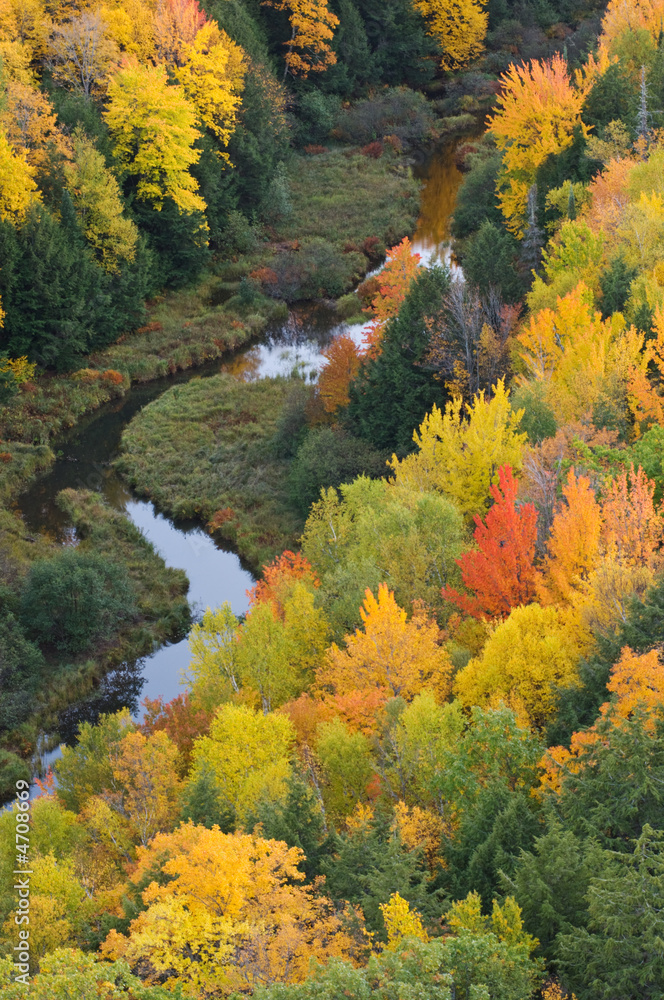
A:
[324,687,389,736]
[443,465,538,619]
[627,307,664,431]
[540,645,664,792]
[602,464,663,568]
[319,583,452,701]
[262,0,339,77]
[248,550,319,614]
[317,334,362,413]
[279,692,333,749]
[363,236,422,354]
[141,692,213,774]
[582,156,634,244]
[537,468,603,604]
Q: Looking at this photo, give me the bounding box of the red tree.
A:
[443,464,538,619]
[248,549,319,615]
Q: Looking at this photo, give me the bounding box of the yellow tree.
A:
[187,703,294,824]
[380,892,429,949]
[413,0,488,71]
[602,464,663,568]
[454,602,588,729]
[537,468,603,605]
[101,823,358,995]
[319,583,453,701]
[0,125,39,223]
[517,282,643,425]
[104,56,206,214]
[47,11,119,97]
[263,0,339,78]
[488,54,588,234]
[175,21,245,157]
[110,730,182,846]
[1,80,71,172]
[64,130,138,273]
[389,378,526,519]
[185,602,241,712]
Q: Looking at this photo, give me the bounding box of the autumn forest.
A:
[1,0,664,997]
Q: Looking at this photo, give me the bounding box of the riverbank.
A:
[116,374,307,571]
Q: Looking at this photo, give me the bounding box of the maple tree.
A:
[488,54,588,234]
[537,468,603,605]
[249,549,319,612]
[390,378,527,519]
[317,334,362,414]
[601,464,663,568]
[142,692,213,774]
[104,56,206,214]
[443,464,538,619]
[262,0,339,78]
[364,237,422,354]
[319,583,453,701]
[101,823,358,994]
[413,0,488,71]
[454,602,587,729]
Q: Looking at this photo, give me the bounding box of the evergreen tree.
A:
[557,826,664,1000]
[346,265,449,452]
[463,220,523,302]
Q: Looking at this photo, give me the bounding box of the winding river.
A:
[15,139,466,772]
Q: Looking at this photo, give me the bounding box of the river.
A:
[15,138,467,772]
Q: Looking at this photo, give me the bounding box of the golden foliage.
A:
[413,0,488,71]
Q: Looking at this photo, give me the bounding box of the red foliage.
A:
[361,140,383,158]
[141,693,213,772]
[100,369,124,385]
[361,235,382,260]
[208,507,236,530]
[248,550,319,614]
[303,144,328,155]
[136,322,164,334]
[443,465,538,619]
[0,452,12,463]
[324,687,389,737]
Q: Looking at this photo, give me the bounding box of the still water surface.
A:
[16,139,467,770]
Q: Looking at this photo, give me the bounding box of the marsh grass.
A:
[278,149,420,250]
[116,374,307,571]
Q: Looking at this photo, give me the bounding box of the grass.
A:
[116,373,307,572]
[278,148,421,250]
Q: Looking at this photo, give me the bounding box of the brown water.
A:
[15,138,469,771]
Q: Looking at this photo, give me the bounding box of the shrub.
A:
[20,548,138,655]
[288,426,387,515]
[334,88,436,147]
[271,239,365,302]
[303,144,328,155]
[221,210,259,256]
[296,90,341,146]
[361,141,383,159]
[0,751,30,802]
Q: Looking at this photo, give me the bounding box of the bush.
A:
[296,90,341,146]
[334,87,436,147]
[288,426,387,515]
[271,239,365,302]
[0,751,30,802]
[220,210,260,256]
[20,548,138,655]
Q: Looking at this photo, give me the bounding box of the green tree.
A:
[347,265,449,452]
[55,709,135,812]
[557,825,664,1000]
[463,220,523,303]
[20,548,137,655]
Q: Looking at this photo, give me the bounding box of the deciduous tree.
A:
[318,334,361,413]
[0,126,39,224]
[443,464,538,619]
[48,11,118,97]
[412,0,488,71]
[104,56,205,214]
[364,236,422,354]
[537,468,603,605]
[110,729,182,845]
[263,0,339,78]
[390,378,526,519]
[454,603,587,729]
[102,823,358,994]
[488,54,589,234]
[320,583,453,701]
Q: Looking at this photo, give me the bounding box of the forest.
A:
[1,0,664,997]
